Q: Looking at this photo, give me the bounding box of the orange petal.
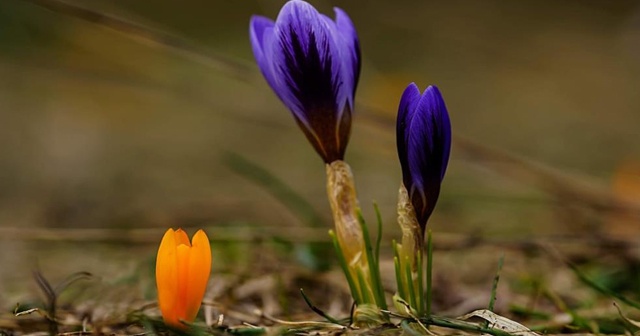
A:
[156,229,179,326]
[175,243,191,325]
[174,228,191,247]
[184,229,212,321]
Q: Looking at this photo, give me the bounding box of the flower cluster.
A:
[155,0,454,328]
[249,0,452,317]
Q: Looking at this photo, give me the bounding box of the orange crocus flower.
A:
[156,228,211,328]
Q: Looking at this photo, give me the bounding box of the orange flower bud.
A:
[156,228,211,328]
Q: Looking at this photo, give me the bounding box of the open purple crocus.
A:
[250,0,361,163]
[397,83,452,233]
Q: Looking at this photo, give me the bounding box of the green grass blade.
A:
[484,254,505,328]
[373,202,383,267]
[404,256,417,309]
[225,153,331,270]
[224,153,324,228]
[392,239,407,302]
[329,230,362,304]
[357,209,387,309]
[425,230,433,317]
[417,248,424,315]
[394,255,406,301]
[568,262,640,310]
[357,268,373,304]
[299,289,342,324]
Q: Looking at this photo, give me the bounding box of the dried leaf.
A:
[613,302,640,330]
[459,309,538,336]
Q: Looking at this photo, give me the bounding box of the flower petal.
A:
[322,13,356,155]
[156,229,179,326]
[185,230,212,321]
[334,7,360,99]
[424,86,452,180]
[397,83,422,188]
[175,243,191,325]
[272,0,345,161]
[250,15,278,92]
[174,228,191,246]
[250,0,360,163]
[396,84,452,231]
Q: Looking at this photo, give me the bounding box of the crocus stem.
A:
[326,160,374,305]
[395,183,425,315]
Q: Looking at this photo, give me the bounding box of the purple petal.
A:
[423,86,452,180]
[271,0,346,161]
[396,83,452,230]
[334,7,361,99]
[273,0,341,117]
[397,83,421,188]
[248,0,360,163]
[250,16,277,92]
[318,14,350,115]
[250,15,274,55]
[331,7,360,135]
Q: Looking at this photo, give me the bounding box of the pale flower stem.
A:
[326,160,374,305]
[396,183,426,315]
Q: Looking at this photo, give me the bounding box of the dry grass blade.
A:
[32,270,59,334]
[16,0,254,81]
[613,302,640,331]
[258,310,345,331]
[54,272,93,296]
[0,226,331,243]
[395,299,431,335]
[299,289,342,325]
[451,136,640,222]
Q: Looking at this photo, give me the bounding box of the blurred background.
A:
[1,0,640,320]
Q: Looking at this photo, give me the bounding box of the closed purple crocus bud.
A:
[250,0,360,163]
[396,83,452,233]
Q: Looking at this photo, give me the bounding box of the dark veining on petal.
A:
[279,24,344,162]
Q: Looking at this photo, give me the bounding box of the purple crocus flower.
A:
[396,83,452,232]
[250,0,360,163]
